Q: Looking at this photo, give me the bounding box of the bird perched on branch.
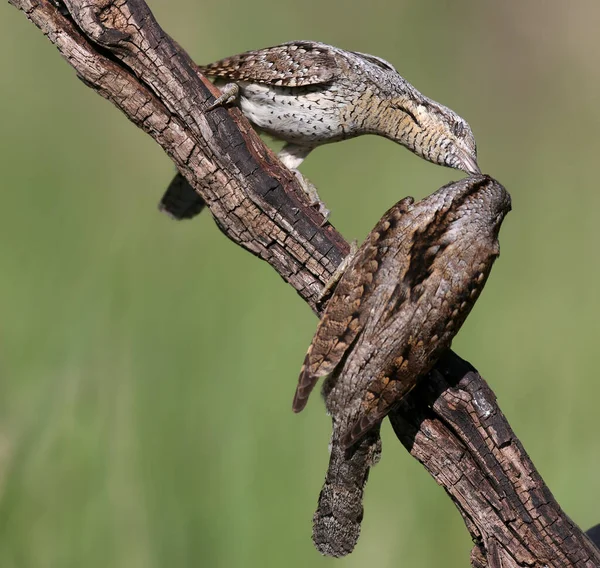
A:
[159,40,480,220]
[297,175,510,556]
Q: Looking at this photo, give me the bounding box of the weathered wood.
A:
[8,0,599,564]
[13,0,347,313]
[392,352,600,567]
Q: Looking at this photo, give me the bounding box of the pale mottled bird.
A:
[160,41,480,220]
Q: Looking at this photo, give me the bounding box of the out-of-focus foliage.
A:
[0,1,599,566]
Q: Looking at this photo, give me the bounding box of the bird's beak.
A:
[458,153,481,175]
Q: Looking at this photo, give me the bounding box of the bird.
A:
[159,40,480,220]
[294,174,510,448]
[297,175,511,556]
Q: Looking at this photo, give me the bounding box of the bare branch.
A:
[391,352,600,567]
[10,0,348,313]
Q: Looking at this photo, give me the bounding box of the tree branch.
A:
[392,351,600,566]
[8,0,599,564]
[13,0,347,313]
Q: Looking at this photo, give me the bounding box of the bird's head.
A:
[384,96,480,175]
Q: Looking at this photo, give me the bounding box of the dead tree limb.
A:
[7,0,600,565]
[393,352,599,567]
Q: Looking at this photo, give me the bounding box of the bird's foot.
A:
[292,169,331,223]
[317,240,358,305]
[206,82,239,111]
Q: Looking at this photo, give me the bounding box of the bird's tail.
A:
[312,425,381,557]
[158,172,206,220]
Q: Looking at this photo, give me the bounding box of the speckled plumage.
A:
[200,41,479,171]
[296,176,511,556]
[199,42,339,87]
[294,175,509,446]
[159,41,480,219]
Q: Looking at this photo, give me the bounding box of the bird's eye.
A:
[452,122,464,137]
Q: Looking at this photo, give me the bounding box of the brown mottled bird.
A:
[293,175,509,446]
[295,176,511,556]
[159,41,480,220]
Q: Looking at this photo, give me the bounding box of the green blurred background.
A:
[1,1,599,566]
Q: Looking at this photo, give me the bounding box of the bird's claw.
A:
[292,169,331,224]
[312,200,331,224]
[206,82,239,111]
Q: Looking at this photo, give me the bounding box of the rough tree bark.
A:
[7,0,600,565]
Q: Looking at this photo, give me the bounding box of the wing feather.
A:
[343,368,419,448]
[292,197,415,412]
[198,41,340,87]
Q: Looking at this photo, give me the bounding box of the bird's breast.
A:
[234,81,350,145]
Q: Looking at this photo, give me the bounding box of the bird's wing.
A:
[292,197,415,412]
[343,225,500,448]
[198,41,340,87]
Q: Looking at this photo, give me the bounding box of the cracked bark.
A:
[7,0,600,565]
